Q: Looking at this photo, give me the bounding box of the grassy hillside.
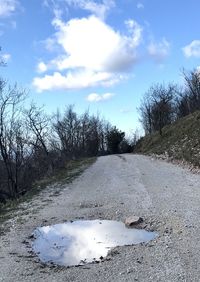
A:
[135,111,200,167]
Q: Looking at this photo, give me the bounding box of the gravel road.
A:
[0,154,200,282]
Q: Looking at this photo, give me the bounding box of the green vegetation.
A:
[135,111,200,167]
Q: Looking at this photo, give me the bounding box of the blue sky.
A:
[0,0,200,135]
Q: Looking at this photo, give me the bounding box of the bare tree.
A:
[0,91,129,202]
[174,86,191,119]
[53,105,79,159]
[182,68,200,113]
[53,106,110,158]
[0,80,27,198]
[139,83,177,136]
[138,97,152,135]
[24,103,55,176]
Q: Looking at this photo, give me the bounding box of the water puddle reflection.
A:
[32,220,157,266]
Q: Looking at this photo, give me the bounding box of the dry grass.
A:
[135,111,200,167]
[0,157,96,226]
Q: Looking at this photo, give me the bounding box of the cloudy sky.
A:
[0,0,200,134]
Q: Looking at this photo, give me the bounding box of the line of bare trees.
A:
[138,69,200,136]
[0,78,132,203]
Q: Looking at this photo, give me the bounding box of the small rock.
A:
[125,216,143,227]
[28,234,35,240]
[126,268,133,274]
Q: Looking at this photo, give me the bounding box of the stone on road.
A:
[125,216,143,227]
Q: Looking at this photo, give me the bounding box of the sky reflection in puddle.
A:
[32,220,157,266]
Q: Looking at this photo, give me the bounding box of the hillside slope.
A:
[135,111,200,167]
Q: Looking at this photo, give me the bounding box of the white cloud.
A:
[182,40,200,58]
[86,92,115,102]
[43,37,59,52]
[33,15,143,92]
[66,0,115,19]
[124,19,143,47]
[50,16,142,72]
[137,3,144,9]
[37,62,48,73]
[0,0,19,17]
[44,0,115,20]
[148,38,170,62]
[33,70,121,92]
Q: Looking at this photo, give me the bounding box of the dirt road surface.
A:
[0,154,200,282]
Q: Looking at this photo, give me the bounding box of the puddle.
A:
[32,220,157,267]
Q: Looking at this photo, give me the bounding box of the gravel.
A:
[0,154,200,282]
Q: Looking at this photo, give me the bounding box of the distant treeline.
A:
[138,69,200,136]
[0,79,133,203]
